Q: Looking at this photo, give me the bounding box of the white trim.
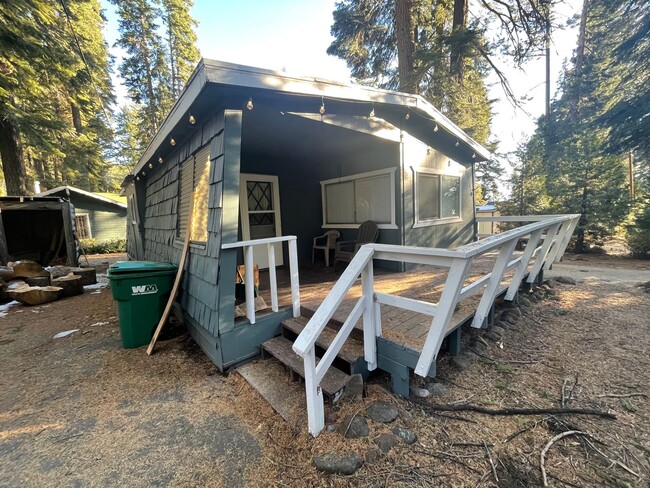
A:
[320,167,397,230]
[37,186,127,209]
[75,213,92,239]
[412,168,462,227]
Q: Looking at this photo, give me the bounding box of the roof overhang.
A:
[130,59,492,181]
[36,186,127,209]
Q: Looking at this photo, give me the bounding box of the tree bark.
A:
[569,0,590,122]
[395,0,416,92]
[71,102,83,134]
[0,116,29,195]
[451,0,469,82]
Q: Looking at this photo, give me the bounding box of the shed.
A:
[36,186,127,241]
[0,196,79,266]
[123,59,492,371]
[476,203,500,237]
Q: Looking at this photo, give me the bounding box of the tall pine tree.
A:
[161,0,200,98]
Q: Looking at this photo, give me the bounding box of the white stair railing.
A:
[293,214,580,436]
[222,235,301,324]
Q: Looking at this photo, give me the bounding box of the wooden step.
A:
[281,316,364,365]
[261,336,350,398]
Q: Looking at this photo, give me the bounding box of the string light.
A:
[434,123,439,132]
[455,139,460,147]
[319,97,325,115]
[142,171,146,176]
[472,152,476,159]
[136,176,140,181]
[188,114,196,125]
[405,113,410,120]
[158,156,163,164]
[369,103,375,119]
[148,162,153,169]
[170,138,176,146]
[246,98,254,110]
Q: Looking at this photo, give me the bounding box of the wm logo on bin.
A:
[131,284,158,296]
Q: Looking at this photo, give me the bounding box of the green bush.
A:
[625,199,650,259]
[80,238,127,254]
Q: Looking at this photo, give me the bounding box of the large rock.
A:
[425,382,450,397]
[366,401,399,423]
[9,286,63,306]
[339,413,369,439]
[373,433,399,454]
[338,374,364,403]
[51,273,84,297]
[11,260,49,278]
[556,276,577,285]
[451,353,475,371]
[313,452,363,475]
[392,426,417,445]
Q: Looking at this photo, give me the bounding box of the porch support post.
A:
[526,223,560,284]
[267,243,279,312]
[472,239,518,328]
[362,260,377,371]
[505,228,543,301]
[415,257,472,377]
[244,245,255,324]
[448,328,461,355]
[288,238,300,317]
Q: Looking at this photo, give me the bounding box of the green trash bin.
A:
[107,261,178,349]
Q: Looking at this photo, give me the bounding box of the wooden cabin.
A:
[124,60,579,435]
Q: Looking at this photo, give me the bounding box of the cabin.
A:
[36,186,127,242]
[124,59,579,436]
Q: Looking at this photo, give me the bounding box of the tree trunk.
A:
[569,0,590,122]
[451,0,468,82]
[394,0,416,93]
[0,116,29,195]
[71,102,83,134]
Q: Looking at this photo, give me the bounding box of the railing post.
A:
[543,219,572,270]
[361,259,377,371]
[505,228,543,301]
[288,238,301,317]
[267,243,279,312]
[303,348,324,436]
[471,239,518,328]
[550,216,579,265]
[415,257,472,377]
[244,245,255,324]
[526,223,560,284]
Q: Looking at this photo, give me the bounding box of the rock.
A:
[12,260,49,278]
[366,401,399,423]
[505,315,518,325]
[9,286,63,306]
[338,374,363,403]
[313,452,363,475]
[373,433,399,453]
[509,307,523,318]
[518,296,532,307]
[545,279,556,289]
[364,448,382,464]
[484,331,501,342]
[468,338,487,352]
[636,280,650,289]
[326,424,336,433]
[25,276,50,287]
[451,353,475,371]
[556,276,577,285]
[392,426,417,445]
[51,274,84,297]
[71,267,97,286]
[339,413,369,439]
[325,410,338,426]
[540,284,551,292]
[410,386,430,398]
[490,325,506,337]
[398,408,413,423]
[0,266,14,282]
[533,290,545,300]
[426,382,450,397]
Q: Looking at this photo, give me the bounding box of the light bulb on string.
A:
[434,123,439,132]
[472,152,476,159]
[319,97,325,115]
[148,163,153,169]
[158,156,164,164]
[246,98,254,110]
[405,113,410,120]
[188,114,196,125]
[369,104,375,119]
[170,138,176,146]
[142,171,146,176]
[136,176,140,181]
[455,139,460,147]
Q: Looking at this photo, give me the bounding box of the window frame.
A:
[75,213,92,239]
[412,167,463,228]
[175,143,212,247]
[320,167,398,230]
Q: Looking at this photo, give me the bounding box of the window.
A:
[75,214,91,239]
[177,144,211,242]
[414,170,461,226]
[320,168,397,229]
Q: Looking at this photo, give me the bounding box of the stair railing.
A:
[222,235,300,324]
[293,214,580,436]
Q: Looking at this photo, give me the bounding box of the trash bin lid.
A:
[108,261,178,275]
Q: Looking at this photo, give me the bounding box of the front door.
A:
[239,174,283,269]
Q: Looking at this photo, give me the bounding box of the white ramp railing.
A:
[222,235,301,324]
[293,214,580,436]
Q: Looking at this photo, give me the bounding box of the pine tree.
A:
[161,0,200,98]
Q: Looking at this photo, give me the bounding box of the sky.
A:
[102,0,582,156]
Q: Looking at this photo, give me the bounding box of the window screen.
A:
[415,171,461,224]
[75,215,91,239]
[441,175,460,218]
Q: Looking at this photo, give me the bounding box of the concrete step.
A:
[261,335,350,399]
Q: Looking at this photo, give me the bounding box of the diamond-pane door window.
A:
[247,181,273,211]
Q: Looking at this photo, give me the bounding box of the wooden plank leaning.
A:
[147,195,194,355]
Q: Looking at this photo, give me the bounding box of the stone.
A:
[51,274,84,297]
[556,276,577,285]
[533,290,545,300]
[365,448,382,464]
[338,374,363,403]
[540,284,551,292]
[326,425,336,433]
[325,410,338,426]
[366,401,399,424]
[451,353,474,371]
[12,260,49,278]
[398,408,413,423]
[468,338,487,353]
[9,286,63,306]
[392,426,417,445]
[510,307,523,318]
[518,296,532,307]
[545,279,556,289]
[339,413,369,439]
[313,452,363,476]
[484,331,501,342]
[373,433,399,454]
[506,315,518,325]
[25,276,50,287]
[426,382,450,397]
[409,386,430,398]
[490,325,506,337]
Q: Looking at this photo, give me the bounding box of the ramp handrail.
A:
[222,235,300,324]
[293,214,580,436]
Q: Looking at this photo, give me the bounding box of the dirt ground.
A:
[1,253,649,487]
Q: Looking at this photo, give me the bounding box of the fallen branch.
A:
[504,416,551,443]
[541,430,591,487]
[484,440,499,483]
[597,393,647,399]
[412,399,617,420]
[583,438,640,478]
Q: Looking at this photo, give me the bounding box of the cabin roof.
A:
[131,59,492,179]
[36,186,127,209]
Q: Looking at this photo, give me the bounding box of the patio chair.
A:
[334,220,379,268]
[312,230,340,267]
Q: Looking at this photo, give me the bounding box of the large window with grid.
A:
[413,169,461,227]
[75,214,92,239]
[177,144,211,242]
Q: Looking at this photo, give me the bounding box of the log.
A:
[11,260,49,278]
[49,265,74,279]
[0,266,14,282]
[51,273,84,297]
[9,286,63,306]
[26,276,51,287]
[71,267,97,286]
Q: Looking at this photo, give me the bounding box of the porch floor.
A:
[252,251,522,353]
